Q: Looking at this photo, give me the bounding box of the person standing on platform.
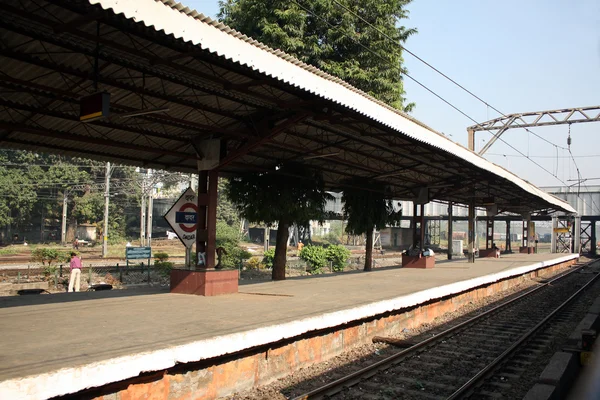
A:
[297,240,304,255]
[68,252,82,292]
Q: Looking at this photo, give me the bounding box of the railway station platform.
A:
[0,253,579,400]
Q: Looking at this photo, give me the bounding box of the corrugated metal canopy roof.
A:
[0,0,575,214]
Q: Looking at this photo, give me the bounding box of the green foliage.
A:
[43,265,57,278]
[342,180,402,236]
[0,248,18,256]
[216,221,251,268]
[219,0,416,112]
[155,261,174,277]
[326,244,351,271]
[154,251,169,263]
[30,248,66,266]
[226,163,332,227]
[246,257,265,270]
[262,248,275,269]
[217,179,240,227]
[300,245,328,274]
[226,163,332,279]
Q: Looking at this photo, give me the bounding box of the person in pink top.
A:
[68,252,82,292]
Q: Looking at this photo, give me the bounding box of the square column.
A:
[480,217,498,258]
[467,202,475,263]
[403,202,434,268]
[574,216,581,254]
[447,201,453,260]
[520,216,535,254]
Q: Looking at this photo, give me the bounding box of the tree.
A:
[219,0,416,112]
[217,178,240,227]
[342,179,401,271]
[226,164,331,280]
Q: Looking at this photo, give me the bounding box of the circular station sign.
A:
[178,203,198,233]
[164,188,198,248]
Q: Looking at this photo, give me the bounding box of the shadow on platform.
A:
[0,286,169,308]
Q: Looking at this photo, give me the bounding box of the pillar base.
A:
[519,246,535,254]
[170,269,238,296]
[402,254,435,269]
[479,248,499,258]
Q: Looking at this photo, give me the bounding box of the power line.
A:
[487,153,600,159]
[327,0,567,151]
[290,0,566,187]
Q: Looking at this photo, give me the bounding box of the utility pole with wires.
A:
[146,169,154,248]
[102,162,113,258]
[140,183,146,246]
[61,190,68,246]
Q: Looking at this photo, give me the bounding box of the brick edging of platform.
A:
[0,255,579,400]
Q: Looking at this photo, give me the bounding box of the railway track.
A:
[293,259,600,400]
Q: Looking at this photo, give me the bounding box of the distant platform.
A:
[0,253,579,399]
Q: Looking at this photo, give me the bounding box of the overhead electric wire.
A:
[326,0,568,152]
[290,0,568,188]
[488,153,600,159]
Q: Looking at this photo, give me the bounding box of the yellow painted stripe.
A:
[80,111,103,121]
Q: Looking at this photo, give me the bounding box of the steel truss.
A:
[467,106,600,154]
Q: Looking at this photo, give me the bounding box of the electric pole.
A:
[61,191,68,246]
[102,162,112,258]
[140,186,146,247]
[146,169,153,248]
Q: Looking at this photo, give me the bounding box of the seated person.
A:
[492,243,500,258]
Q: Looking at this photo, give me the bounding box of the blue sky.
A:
[183,0,599,187]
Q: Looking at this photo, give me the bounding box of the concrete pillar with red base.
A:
[403,202,434,268]
[170,141,239,296]
[519,214,535,254]
[467,201,476,263]
[480,217,499,258]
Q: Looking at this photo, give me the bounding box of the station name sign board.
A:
[126,246,152,260]
[164,187,198,248]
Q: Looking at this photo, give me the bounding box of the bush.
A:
[246,257,264,270]
[154,251,169,263]
[31,248,66,266]
[155,261,174,277]
[299,245,328,274]
[326,245,351,272]
[187,223,252,268]
[262,248,275,269]
[216,221,251,268]
[43,265,57,278]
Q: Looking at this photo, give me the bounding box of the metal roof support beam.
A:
[217,113,308,169]
[0,47,241,121]
[1,137,187,171]
[286,124,443,181]
[0,122,199,161]
[0,77,247,137]
[0,5,279,108]
[52,11,104,33]
[0,98,194,144]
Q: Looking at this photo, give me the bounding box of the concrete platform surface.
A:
[0,253,578,399]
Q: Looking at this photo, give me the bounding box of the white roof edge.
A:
[89,0,576,214]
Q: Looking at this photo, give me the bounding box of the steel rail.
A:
[447,261,600,399]
[292,259,591,400]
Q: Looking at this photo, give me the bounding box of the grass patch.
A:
[0,247,18,256]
